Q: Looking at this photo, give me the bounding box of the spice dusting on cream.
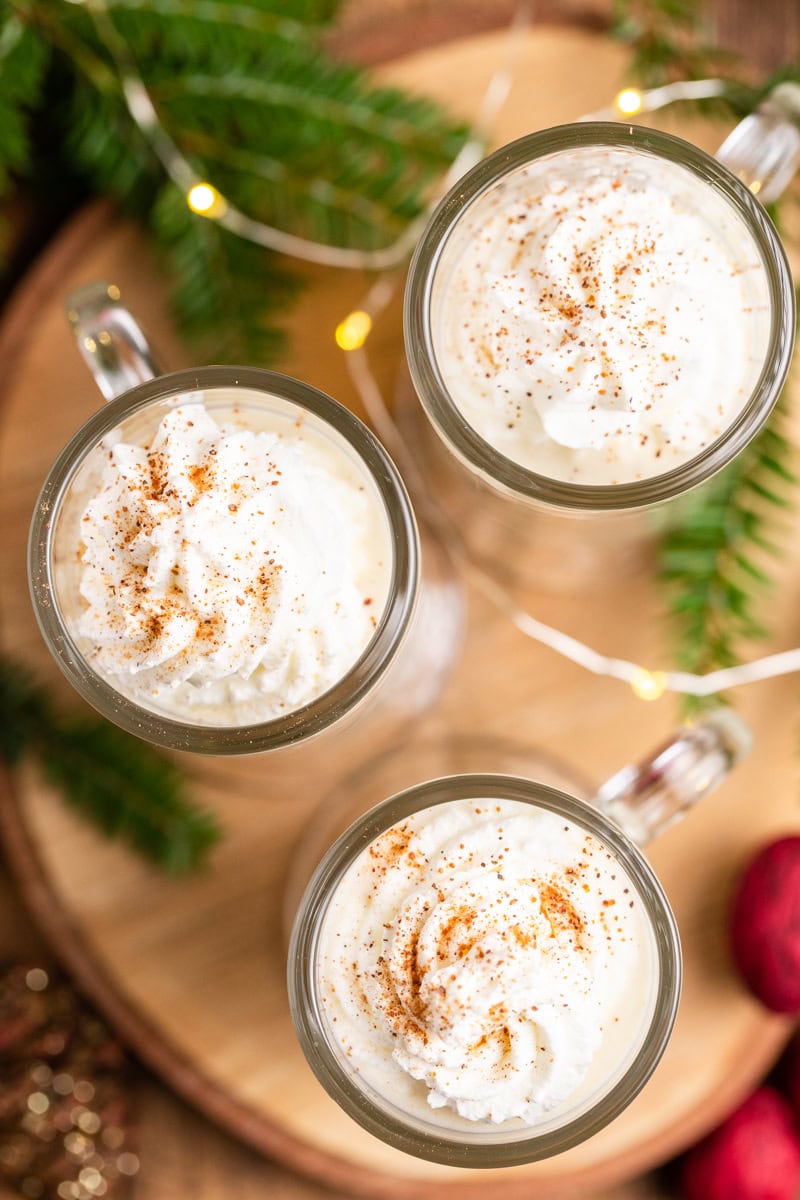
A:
[76,401,391,724]
[317,800,652,1126]
[433,146,771,484]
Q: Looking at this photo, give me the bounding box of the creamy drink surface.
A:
[317,799,656,1128]
[432,146,772,485]
[73,394,392,724]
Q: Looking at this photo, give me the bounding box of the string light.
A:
[615,87,643,115]
[85,0,526,270]
[582,78,729,122]
[186,182,227,218]
[335,310,373,351]
[630,669,668,702]
[87,0,748,266]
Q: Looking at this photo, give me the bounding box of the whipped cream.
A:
[76,399,391,724]
[317,799,651,1127]
[433,146,771,484]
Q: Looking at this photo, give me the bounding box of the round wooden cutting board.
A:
[1,24,798,1200]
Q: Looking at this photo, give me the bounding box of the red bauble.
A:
[681,1087,800,1200]
[730,835,800,1013]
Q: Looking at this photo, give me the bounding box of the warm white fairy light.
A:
[186,182,227,218]
[630,669,668,702]
[582,78,730,122]
[335,310,373,351]
[85,0,510,270]
[86,0,528,269]
[615,87,643,115]
[90,0,736,270]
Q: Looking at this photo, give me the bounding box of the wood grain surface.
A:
[2,11,800,1200]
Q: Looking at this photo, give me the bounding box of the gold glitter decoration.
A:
[78,1112,102,1135]
[79,1166,103,1191]
[1,965,137,1200]
[64,1132,92,1159]
[116,1153,140,1177]
[25,969,48,993]
[30,1065,53,1088]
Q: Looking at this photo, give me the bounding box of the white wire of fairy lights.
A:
[582,78,730,121]
[80,0,528,268]
[76,0,800,701]
[85,0,735,270]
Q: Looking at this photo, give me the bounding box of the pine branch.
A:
[8,0,470,364]
[614,0,800,121]
[40,719,220,876]
[0,656,221,874]
[612,0,733,86]
[660,399,797,715]
[150,180,299,363]
[0,9,49,201]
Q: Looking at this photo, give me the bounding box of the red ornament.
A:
[681,1087,800,1200]
[730,835,800,1013]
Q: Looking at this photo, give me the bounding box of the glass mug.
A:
[289,709,750,1166]
[404,107,798,590]
[28,283,463,754]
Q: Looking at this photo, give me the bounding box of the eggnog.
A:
[431,145,772,485]
[316,796,657,1128]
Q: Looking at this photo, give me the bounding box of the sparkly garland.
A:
[0,964,138,1200]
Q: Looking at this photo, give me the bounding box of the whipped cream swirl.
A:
[77,402,390,723]
[318,799,643,1125]
[434,146,771,484]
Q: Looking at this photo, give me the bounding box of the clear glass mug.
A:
[289,710,750,1166]
[404,101,799,590]
[28,283,463,754]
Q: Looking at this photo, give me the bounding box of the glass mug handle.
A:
[716,81,800,204]
[66,281,160,401]
[594,709,752,846]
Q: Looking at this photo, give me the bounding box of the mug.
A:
[289,709,750,1165]
[403,103,798,589]
[28,284,463,754]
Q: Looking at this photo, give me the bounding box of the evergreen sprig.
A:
[0,9,50,251]
[613,0,800,112]
[0,656,221,874]
[0,0,470,364]
[612,0,733,86]
[660,400,796,714]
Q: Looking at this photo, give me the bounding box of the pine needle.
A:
[659,398,797,716]
[3,0,470,366]
[0,656,221,874]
